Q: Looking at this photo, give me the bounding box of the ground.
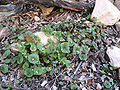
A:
[0,2,120,90]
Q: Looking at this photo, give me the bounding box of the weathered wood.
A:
[0,0,94,11]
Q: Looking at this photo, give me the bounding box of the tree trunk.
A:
[0,0,94,11]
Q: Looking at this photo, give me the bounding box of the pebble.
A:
[92,63,97,71]
[82,87,87,90]
[106,46,120,69]
[96,83,102,90]
[41,80,47,87]
[0,27,7,40]
[34,16,40,22]
[115,22,120,31]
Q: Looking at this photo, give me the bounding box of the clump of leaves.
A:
[0,64,8,74]
[100,62,116,88]
[2,15,107,78]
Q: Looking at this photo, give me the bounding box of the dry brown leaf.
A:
[39,4,54,16]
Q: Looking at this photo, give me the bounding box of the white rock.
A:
[0,27,7,40]
[115,86,119,90]
[52,85,57,90]
[34,16,40,22]
[106,46,120,69]
[91,0,120,25]
[41,80,47,87]
[92,63,97,71]
[82,87,87,90]
[96,83,102,90]
[34,32,58,46]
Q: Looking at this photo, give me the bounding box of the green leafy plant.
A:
[0,64,8,74]
[6,83,12,90]
[61,42,70,53]
[104,80,112,88]
[2,15,107,78]
[60,8,64,13]
[3,50,11,58]
[28,54,39,64]
[99,62,115,88]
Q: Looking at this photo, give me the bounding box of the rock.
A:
[0,27,7,40]
[115,22,120,31]
[115,0,120,10]
[91,0,120,25]
[96,83,102,90]
[92,63,97,72]
[106,46,120,69]
[82,87,87,90]
[41,80,47,87]
[26,31,58,46]
[52,85,57,90]
[34,16,40,22]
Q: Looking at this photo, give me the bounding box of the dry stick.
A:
[72,61,82,76]
[111,26,118,36]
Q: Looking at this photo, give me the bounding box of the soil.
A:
[0,2,120,90]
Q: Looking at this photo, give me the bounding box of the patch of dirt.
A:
[0,3,120,90]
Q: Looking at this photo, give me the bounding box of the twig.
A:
[72,61,82,76]
[111,26,118,36]
[0,48,8,51]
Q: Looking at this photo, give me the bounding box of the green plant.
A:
[6,83,12,90]
[100,62,115,88]
[104,80,112,88]
[60,8,64,13]
[71,84,77,90]
[0,64,8,74]
[2,15,107,78]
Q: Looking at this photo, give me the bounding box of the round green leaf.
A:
[61,42,70,53]
[30,43,37,52]
[17,53,23,64]
[28,54,39,64]
[4,59,11,64]
[19,46,27,54]
[73,45,81,54]
[0,64,8,74]
[104,80,112,88]
[33,67,45,75]
[23,62,29,69]
[24,68,33,77]
[3,50,11,58]
[79,54,88,61]
[37,43,43,50]
[67,37,75,46]
[18,34,24,40]
[46,44,54,54]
